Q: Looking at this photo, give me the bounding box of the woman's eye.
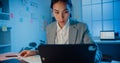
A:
[64,11,69,13]
[55,12,59,14]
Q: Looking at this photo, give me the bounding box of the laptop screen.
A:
[38,44,97,63]
[100,31,115,40]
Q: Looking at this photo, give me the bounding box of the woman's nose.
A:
[59,13,64,21]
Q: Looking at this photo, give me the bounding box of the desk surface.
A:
[0,52,120,63]
[0,52,42,63]
[0,52,19,61]
[93,37,120,44]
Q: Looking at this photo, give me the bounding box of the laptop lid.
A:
[38,44,97,63]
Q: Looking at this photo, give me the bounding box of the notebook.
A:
[38,44,97,63]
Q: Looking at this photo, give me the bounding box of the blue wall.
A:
[9,0,51,52]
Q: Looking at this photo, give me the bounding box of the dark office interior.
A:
[0,0,120,63]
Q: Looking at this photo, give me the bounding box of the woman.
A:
[20,0,101,62]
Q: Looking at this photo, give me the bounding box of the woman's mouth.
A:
[59,21,64,23]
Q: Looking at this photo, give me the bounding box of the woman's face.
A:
[52,1,71,28]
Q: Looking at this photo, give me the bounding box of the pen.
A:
[5,55,18,57]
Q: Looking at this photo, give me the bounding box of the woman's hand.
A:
[20,50,37,57]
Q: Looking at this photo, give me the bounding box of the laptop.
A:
[38,44,97,63]
[100,31,115,40]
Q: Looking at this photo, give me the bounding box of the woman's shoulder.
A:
[46,21,56,30]
[70,19,87,27]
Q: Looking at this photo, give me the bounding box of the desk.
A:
[1,52,120,63]
[0,52,19,61]
[93,38,120,62]
[0,52,41,63]
[93,37,120,44]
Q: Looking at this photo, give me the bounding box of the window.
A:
[82,0,120,37]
